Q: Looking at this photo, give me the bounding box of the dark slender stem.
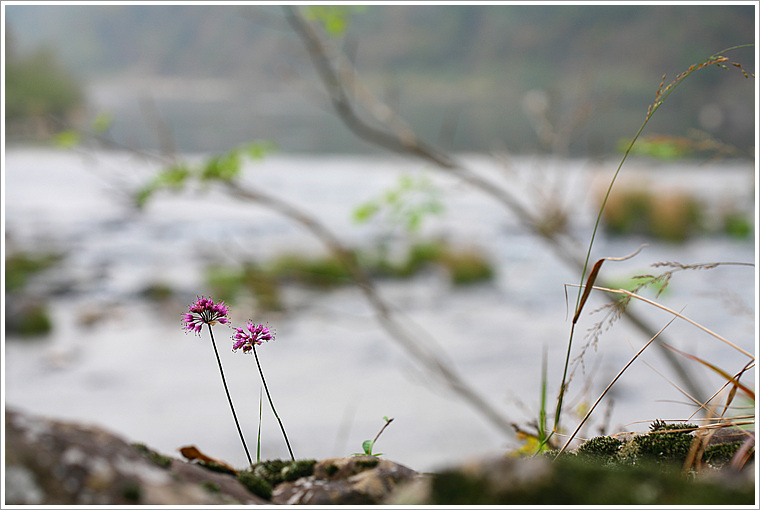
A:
[207,324,253,467]
[371,418,394,446]
[252,344,295,461]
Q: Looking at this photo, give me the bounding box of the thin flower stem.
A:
[252,344,295,461]
[207,324,253,467]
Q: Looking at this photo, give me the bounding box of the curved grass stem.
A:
[252,344,295,461]
[552,44,754,442]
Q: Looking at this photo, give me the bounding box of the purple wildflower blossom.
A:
[182,296,230,333]
[232,322,275,353]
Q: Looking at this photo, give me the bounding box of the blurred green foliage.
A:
[353,174,444,234]
[599,186,704,242]
[5,5,753,154]
[5,250,61,337]
[303,5,368,37]
[135,141,276,208]
[204,240,494,310]
[5,30,83,124]
[5,251,62,293]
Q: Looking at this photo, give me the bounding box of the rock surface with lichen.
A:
[4,408,420,505]
[4,408,269,504]
[4,408,754,505]
[271,456,418,504]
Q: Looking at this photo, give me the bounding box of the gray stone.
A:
[272,455,419,504]
[4,408,268,505]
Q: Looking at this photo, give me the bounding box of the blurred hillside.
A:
[4,4,756,155]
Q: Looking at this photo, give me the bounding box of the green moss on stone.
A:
[633,422,697,465]
[704,442,742,468]
[429,455,753,505]
[355,457,380,471]
[200,480,221,493]
[121,483,142,503]
[199,460,236,475]
[324,463,339,477]
[281,459,316,482]
[237,471,273,500]
[577,436,624,462]
[131,442,172,468]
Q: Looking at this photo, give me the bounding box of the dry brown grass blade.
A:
[587,285,754,360]
[572,245,647,324]
[721,361,754,417]
[178,445,237,473]
[661,344,755,400]
[729,436,755,471]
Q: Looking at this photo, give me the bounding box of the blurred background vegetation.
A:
[4,4,755,156]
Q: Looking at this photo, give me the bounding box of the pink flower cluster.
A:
[182,296,230,333]
[232,322,275,353]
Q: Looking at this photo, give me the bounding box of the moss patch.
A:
[199,480,221,493]
[237,471,272,500]
[430,455,754,505]
[237,459,316,500]
[618,421,698,467]
[131,443,173,469]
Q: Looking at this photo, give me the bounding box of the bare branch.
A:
[281,5,707,403]
[223,181,516,436]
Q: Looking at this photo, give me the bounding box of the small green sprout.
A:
[353,416,394,456]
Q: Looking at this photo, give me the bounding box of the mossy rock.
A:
[131,443,173,469]
[426,455,753,505]
[237,459,316,500]
[576,435,623,463]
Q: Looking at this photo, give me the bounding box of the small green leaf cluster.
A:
[353,174,444,234]
[303,6,367,37]
[359,439,381,456]
[135,140,276,208]
[353,416,393,457]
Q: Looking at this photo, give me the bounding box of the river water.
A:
[3,147,756,471]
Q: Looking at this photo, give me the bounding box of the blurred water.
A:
[3,147,756,471]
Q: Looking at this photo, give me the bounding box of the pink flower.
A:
[182,296,230,333]
[232,322,275,353]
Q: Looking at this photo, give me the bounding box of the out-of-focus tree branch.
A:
[223,181,516,436]
[282,5,706,404]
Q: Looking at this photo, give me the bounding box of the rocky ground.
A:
[4,408,755,505]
